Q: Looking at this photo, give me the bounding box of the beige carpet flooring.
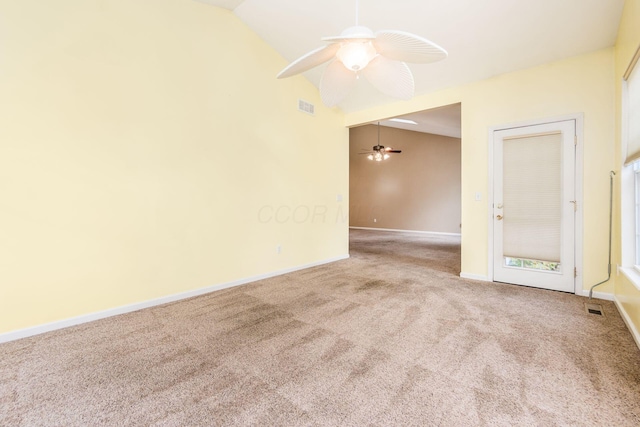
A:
[1,229,640,426]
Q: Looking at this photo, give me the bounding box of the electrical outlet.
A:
[276,245,282,254]
[373,218,377,223]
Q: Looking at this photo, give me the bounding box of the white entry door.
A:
[493,120,576,292]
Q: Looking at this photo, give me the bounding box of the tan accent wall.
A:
[349,125,461,234]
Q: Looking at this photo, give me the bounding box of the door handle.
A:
[496,215,503,220]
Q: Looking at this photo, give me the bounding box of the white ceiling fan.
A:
[276,0,448,107]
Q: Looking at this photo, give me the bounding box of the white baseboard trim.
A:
[614,295,640,351]
[460,273,492,282]
[0,254,350,344]
[578,290,615,301]
[349,226,461,238]
[457,275,617,300]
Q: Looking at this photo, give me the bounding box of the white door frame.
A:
[487,113,584,295]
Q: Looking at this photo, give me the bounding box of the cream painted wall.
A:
[614,0,640,340]
[0,0,348,335]
[349,125,461,233]
[346,48,616,295]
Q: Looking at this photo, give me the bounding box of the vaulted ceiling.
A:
[195,0,624,114]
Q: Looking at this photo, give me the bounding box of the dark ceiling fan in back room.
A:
[359,122,402,162]
[276,0,447,106]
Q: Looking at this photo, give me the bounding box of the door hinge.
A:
[574,135,577,146]
[570,200,577,212]
[574,267,577,278]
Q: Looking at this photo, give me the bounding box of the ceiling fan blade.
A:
[319,60,357,107]
[383,146,402,153]
[362,56,414,100]
[374,30,447,64]
[321,26,376,42]
[277,44,340,79]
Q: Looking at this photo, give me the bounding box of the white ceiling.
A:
[378,103,462,138]
[194,0,623,127]
[193,0,245,10]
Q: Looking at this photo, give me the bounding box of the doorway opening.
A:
[348,103,462,272]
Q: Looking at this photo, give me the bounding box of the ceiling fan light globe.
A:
[367,154,374,160]
[337,42,377,71]
[384,153,390,160]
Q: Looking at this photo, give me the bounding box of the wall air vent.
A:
[298,99,315,116]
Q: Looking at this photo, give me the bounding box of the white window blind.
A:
[503,132,562,262]
[625,52,640,165]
